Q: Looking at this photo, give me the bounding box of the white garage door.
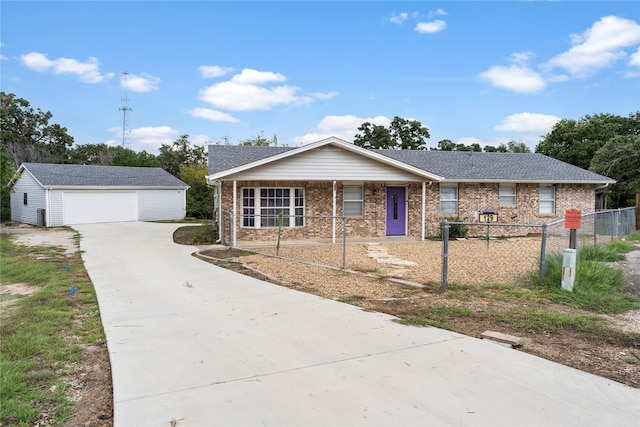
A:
[63,192,138,225]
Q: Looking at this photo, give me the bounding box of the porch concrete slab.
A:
[76,222,640,427]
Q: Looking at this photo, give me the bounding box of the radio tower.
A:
[119,72,132,147]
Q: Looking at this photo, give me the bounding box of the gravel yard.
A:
[239,237,542,286]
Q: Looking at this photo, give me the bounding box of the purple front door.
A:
[386,186,406,235]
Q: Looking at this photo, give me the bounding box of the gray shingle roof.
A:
[208,145,295,174]
[21,163,189,188]
[207,144,615,184]
[375,150,614,183]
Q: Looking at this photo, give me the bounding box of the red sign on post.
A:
[565,209,582,229]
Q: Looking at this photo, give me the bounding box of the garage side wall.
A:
[10,172,46,226]
[49,190,64,226]
[138,189,187,221]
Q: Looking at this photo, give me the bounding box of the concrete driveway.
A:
[76,222,639,427]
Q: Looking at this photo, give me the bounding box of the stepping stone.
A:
[481,330,523,348]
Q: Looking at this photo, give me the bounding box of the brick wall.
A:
[219,180,596,241]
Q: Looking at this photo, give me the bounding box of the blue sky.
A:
[2,1,639,154]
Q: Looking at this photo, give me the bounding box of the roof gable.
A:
[17,163,189,188]
[207,137,443,181]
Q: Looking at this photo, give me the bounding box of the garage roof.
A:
[17,163,189,188]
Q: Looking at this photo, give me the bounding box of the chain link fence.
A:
[219,212,350,268]
[217,208,636,287]
[442,207,637,289]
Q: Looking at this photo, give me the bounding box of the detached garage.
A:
[10,163,189,226]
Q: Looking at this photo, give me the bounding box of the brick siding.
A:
[219,180,596,241]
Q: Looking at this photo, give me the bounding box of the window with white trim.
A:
[499,184,516,206]
[343,186,363,217]
[241,188,305,228]
[440,185,458,216]
[539,186,555,214]
[23,193,28,206]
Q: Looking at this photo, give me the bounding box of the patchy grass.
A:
[0,235,105,426]
[534,241,638,314]
[173,224,217,245]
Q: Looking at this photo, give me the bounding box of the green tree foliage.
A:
[354,116,430,150]
[110,147,160,167]
[483,141,531,153]
[590,135,640,208]
[535,112,640,170]
[0,92,74,167]
[179,164,214,219]
[239,132,279,146]
[431,139,481,152]
[0,151,20,221]
[158,134,207,176]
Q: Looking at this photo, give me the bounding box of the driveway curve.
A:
[76,222,639,427]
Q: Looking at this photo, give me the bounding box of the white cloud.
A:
[191,134,212,146]
[390,12,408,25]
[109,125,179,151]
[231,68,286,85]
[543,15,640,78]
[295,114,391,145]
[428,9,447,18]
[198,68,331,112]
[199,65,235,78]
[478,65,546,93]
[415,20,446,34]
[189,107,239,123]
[630,46,640,67]
[200,81,306,111]
[121,72,160,93]
[309,91,339,100]
[21,52,114,83]
[510,51,534,65]
[494,113,560,133]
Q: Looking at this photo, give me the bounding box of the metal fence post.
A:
[342,217,347,269]
[441,220,449,290]
[593,211,597,247]
[539,223,548,282]
[228,211,233,246]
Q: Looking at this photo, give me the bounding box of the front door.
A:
[386,186,406,235]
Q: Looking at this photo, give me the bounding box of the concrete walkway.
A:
[76,222,640,427]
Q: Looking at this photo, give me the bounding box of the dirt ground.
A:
[2,224,639,427]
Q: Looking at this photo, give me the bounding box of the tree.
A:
[430,140,481,152]
[590,134,640,208]
[110,146,160,167]
[67,143,113,165]
[239,132,279,146]
[389,117,430,150]
[179,164,214,219]
[536,112,639,170]
[66,143,160,167]
[483,141,531,153]
[353,123,394,149]
[354,116,430,150]
[0,151,20,221]
[157,134,207,177]
[0,92,74,167]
